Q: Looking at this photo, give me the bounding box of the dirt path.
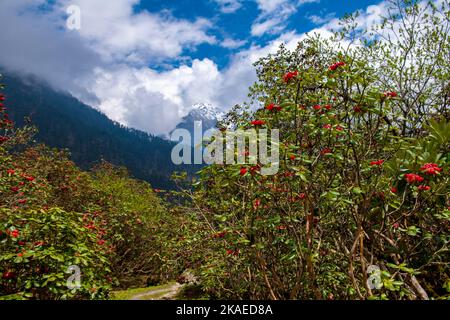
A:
[130,282,183,300]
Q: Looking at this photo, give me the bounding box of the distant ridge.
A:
[1,71,198,189]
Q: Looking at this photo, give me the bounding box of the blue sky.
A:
[0,0,385,135]
[134,0,381,69]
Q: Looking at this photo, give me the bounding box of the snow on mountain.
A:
[189,103,224,122]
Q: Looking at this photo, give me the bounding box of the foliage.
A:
[174,0,450,300]
[0,82,179,299]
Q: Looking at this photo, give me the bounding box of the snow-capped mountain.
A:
[176,103,224,132]
[171,103,224,145]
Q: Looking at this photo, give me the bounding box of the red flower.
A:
[418,185,431,191]
[212,231,226,239]
[393,222,400,229]
[329,61,345,71]
[324,104,332,111]
[6,169,15,175]
[321,148,332,155]
[18,241,26,246]
[250,165,261,175]
[0,136,9,143]
[335,125,344,131]
[405,173,424,184]
[299,193,306,200]
[10,186,20,193]
[370,159,384,167]
[18,199,27,204]
[420,163,442,175]
[323,124,332,129]
[384,91,398,98]
[289,154,296,161]
[17,253,23,257]
[266,103,282,112]
[24,175,35,182]
[240,167,247,176]
[10,230,19,238]
[390,187,397,193]
[2,272,15,280]
[283,71,298,83]
[0,94,5,101]
[250,120,266,126]
[353,106,362,113]
[313,105,322,111]
[97,240,106,246]
[253,199,261,210]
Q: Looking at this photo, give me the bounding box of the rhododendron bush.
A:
[173,2,450,300]
[0,84,181,299]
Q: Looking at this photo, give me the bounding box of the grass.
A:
[111,282,178,300]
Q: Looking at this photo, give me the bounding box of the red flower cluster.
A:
[313,105,321,111]
[324,104,332,111]
[329,61,345,71]
[266,103,282,112]
[253,199,261,210]
[249,165,260,175]
[405,173,424,184]
[418,185,431,191]
[283,71,298,83]
[22,174,35,182]
[420,163,442,175]
[226,249,239,256]
[323,124,332,129]
[7,229,20,238]
[321,148,332,155]
[212,231,226,239]
[240,167,247,176]
[250,120,266,126]
[370,159,384,167]
[384,91,398,98]
[2,271,15,280]
[353,106,363,113]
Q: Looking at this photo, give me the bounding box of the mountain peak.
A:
[189,103,224,121]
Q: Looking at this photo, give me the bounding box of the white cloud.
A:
[221,38,247,49]
[0,0,401,137]
[307,12,336,25]
[214,0,242,13]
[57,0,216,63]
[0,0,102,97]
[251,0,320,37]
[79,59,222,135]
